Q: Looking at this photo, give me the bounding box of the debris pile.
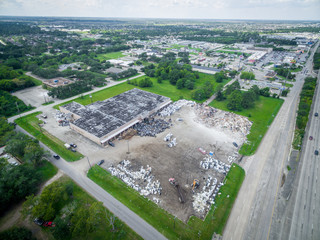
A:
[54,110,70,126]
[159,100,195,117]
[200,156,231,175]
[134,119,170,137]
[228,152,239,164]
[163,132,177,147]
[192,176,224,214]
[195,105,252,137]
[108,160,162,199]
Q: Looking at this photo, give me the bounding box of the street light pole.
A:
[127,140,130,154]
[87,157,92,168]
[90,95,93,104]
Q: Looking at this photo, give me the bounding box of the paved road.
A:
[287,69,320,240]
[222,41,319,240]
[16,125,167,240]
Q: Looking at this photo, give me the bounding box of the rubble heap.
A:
[228,152,239,164]
[163,133,177,148]
[54,110,69,126]
[159,100,195,117]
[108,160,162,200]
[134,118,170,137]
[200,156,231,175]
[193,176,224,214]
[195,105,252,137]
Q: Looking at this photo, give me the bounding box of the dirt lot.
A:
[40,102,249,222]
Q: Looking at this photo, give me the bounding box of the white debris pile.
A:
[164,133,173,142]
[194,105,252,137]
[108,160,162,197]
[200,156,231,175]
[159,100,195,117]
[228,152,239,164]
[53,110,70,126]
[193,176,224,214]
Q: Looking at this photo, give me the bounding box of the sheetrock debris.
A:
[194,104,252,137]
[200,156,231,175]
[108,160,162,198]
[54,110,70,126]
[227,152,239,163]
[134,118,170,137]
[193,176,224,214]
[159,100,195,117]
[164,133,173,142]
[168,138,177,148]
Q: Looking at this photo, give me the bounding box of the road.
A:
[16,125,167,240]
[286,69,320,240]
[222,40,319,240]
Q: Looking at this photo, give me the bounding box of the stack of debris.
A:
[227,152,239,164]
[159,100,195,117]
[163,132,177,148]
[200,156,231,175]
[108,160,162,200]
[195,105,252,137]
[54,110,69,126]
[193,176,224,214]
[134,119,170,137]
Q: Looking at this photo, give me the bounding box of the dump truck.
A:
[169,178,185,203]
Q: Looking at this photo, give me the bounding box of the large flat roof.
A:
[62,88,171,138]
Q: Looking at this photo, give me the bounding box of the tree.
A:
[225,80,240,95]
[240,71,255,80]
[259,87,270,97]
[23,141,46,166]
[202,81,214,98]
[52,216,71,240]
[241,91,256,109]
[250,85,260,99]
[0,117,14,147]
[227,90,243,111]
[0,227,35,240]
[192,89,205,101]
[176,79,185,89]
[281,89,288,97]
[185,79,194,89]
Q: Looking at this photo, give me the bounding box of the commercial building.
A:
[60,88,171,146]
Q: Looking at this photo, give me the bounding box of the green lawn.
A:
[96,51,124,61]
[15,112,83,162]
[37,160,58,182]
[42,100,54,106]
[54,72,231,109]
[88,163,245,240]
[210,96,284,155]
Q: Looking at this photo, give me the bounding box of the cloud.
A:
[0,0,319,20]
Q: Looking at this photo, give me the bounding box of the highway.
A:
[287,69,320,240]
[222,40,319,240]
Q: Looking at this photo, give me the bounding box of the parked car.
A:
[70,148,76,152]
[43,221,55,227]
[108,141,115,147]
[34,218,44,226]
[315,150,319,156]
[53,154,60,160]
[315,112,319,117]
[70,143,77,148]
[97,160,105,166]
[233,142,238,148]
[309,136,313,140]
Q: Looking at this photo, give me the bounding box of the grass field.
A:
[88,163,245,240]
[54,72,231,109]
[37,160,58,182]
[15,112,83,162]
[210,96,284,155]
[96,51,124,61]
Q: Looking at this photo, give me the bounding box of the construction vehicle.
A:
[192,179,200,193]
[169,178,185,203]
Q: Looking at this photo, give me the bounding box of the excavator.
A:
[192,179,200,193]
[169,178,185,203]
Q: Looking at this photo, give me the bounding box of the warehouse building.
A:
[60,88,171,146]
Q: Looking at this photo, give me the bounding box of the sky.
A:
[0,0,319,21]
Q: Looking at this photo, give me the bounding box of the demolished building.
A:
[60,88,171,146]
